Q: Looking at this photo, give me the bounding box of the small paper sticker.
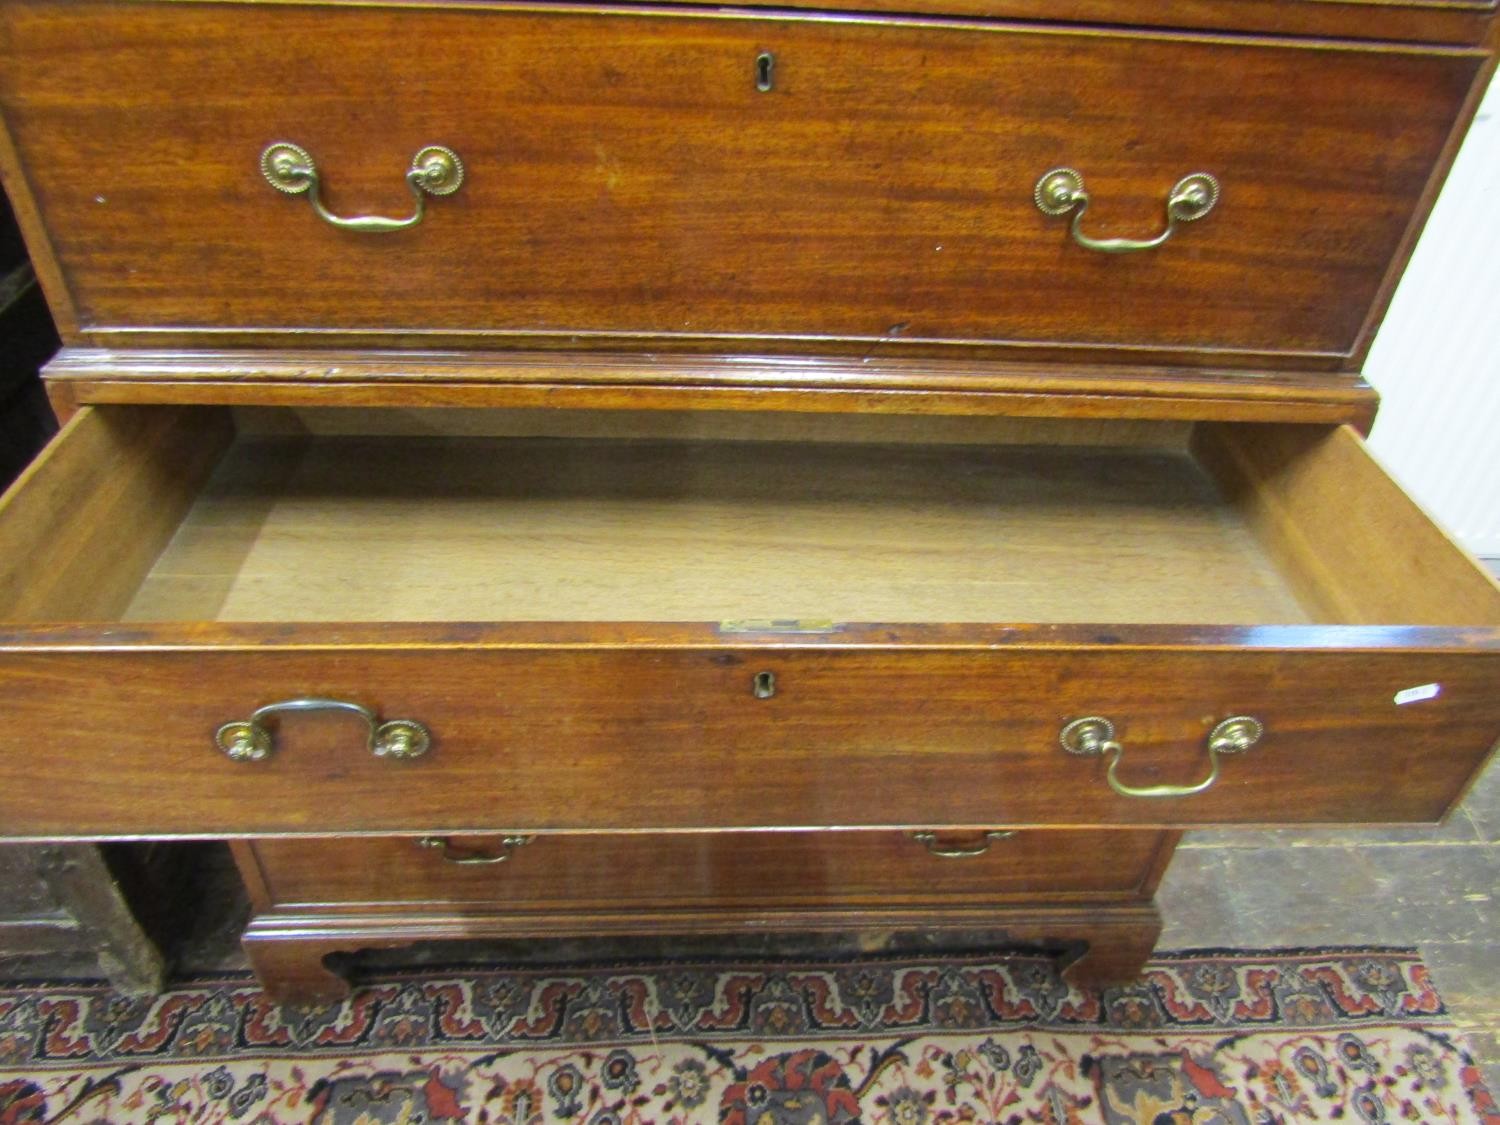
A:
[1394,683,1441,706]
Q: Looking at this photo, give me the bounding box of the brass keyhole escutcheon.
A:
[753,670,777,699]
[756,51,775,92]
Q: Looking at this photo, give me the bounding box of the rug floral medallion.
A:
[0,948,1494,1124]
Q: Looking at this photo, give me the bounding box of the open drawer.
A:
[0,405,1495,838]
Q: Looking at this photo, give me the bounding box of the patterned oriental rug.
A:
[0,948,1495,1124]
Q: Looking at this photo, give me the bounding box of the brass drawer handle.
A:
[260,141,464,233]
[418,835,534,865]
[1060,715,1262,798]
[910,830,1016,858]
[1035,167,1219,254]
[214,698,430,762]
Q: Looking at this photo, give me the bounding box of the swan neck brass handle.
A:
[260,142,464,233]
[910,830,1016,858]
[215,698,431,762]
[1035,168,1219,254]
[418,835,534,865]
[1060,716,1262,798]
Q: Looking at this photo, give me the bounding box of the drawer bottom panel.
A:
[240,830,1174,912]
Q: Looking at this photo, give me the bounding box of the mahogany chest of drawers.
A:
[0,0,1496,1002]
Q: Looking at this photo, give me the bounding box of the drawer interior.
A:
[3,405,1496,629]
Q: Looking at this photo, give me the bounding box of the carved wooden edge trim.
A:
[1053,903,1163,990]
[240,929,396,1004]
[237,889,1162,918]
[43,349,1381,427]
[12,2,1495,56]
[238,899,1164,1002]
[41,345,1381,398]
[241,901,1158,938]
[65,328,1357,373]
[7,618,1497,651]
[711,0,1498,47]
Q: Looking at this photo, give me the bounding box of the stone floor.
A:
[1159,554,1500,1092]
[1161,710,1500,1097]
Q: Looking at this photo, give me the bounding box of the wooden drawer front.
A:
[245,830,1169,910]
[2,641,1495,836]
[0,405,1496,839]
[0,2,1482,364]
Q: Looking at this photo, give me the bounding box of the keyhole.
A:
[756,52,775,93]
[753,670,777,699]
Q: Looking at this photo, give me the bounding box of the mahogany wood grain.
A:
[235,821,1177,1002]
[243,830,1173,909]
[747,1,1499,44]
[0,2,1483,365]
[1051,905,1166,990]
[39,333,1375,370]
[0,108,74,337]
[148,0,1500,48]
[234,893,1165,1002]
[239,928,379,1004]
[41,349,1384,428]
[0,635,1496,836]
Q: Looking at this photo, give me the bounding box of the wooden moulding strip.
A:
[42,349,1383,428]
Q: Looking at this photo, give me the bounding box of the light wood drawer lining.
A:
[120,427,1307,627]
[4,406,1496,630]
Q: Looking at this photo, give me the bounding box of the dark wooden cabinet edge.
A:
[41,348,1380,429]
[1350,48,1499,366]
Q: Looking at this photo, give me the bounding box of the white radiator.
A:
[1365,77,1500,559]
